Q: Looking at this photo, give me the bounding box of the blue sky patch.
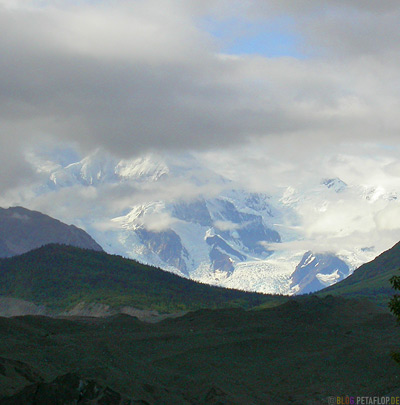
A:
[200,16,302,58]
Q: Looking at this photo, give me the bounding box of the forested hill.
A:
[0,244,285,312]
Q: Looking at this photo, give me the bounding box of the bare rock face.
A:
[0,297,46,317]
[0,206,103,257]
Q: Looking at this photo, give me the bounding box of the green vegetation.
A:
[0,295,399,403]
[0,244,285,312]
[389,269,400,363]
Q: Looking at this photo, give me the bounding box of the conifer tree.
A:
[389,272,400,363]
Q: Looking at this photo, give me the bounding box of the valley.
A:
[0,296,399,404]
[2,1,400,403]
[0,210,399,403]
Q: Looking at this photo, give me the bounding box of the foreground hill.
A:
[0,296,398,403]
[319,240,400,304]
[0,244,284,313]
[0,206,102,257]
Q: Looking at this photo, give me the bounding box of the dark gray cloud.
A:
[1,0,400,193]
[0,134,37,192]
[244,1,400,58]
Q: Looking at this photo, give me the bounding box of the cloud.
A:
[0,131,39,192]
[3,141,400,270]
[1,0,400,197]
[0,147,228,232]
[213,220,241,231]
[375,203,400,231]
[137,211,180,233]
[243,1,400,57]
[2,0,400,272]
[263,228,400,261]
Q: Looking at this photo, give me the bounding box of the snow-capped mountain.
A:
[28,151,295,288]
[46,150,169,188]
[18,148,396,295]
[321,178,347,193]
[290,251,350,295]
[111,195,281,278]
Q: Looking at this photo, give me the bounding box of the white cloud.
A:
[375,203,400,231]
[213,220,241,231]
[138,211,180,233]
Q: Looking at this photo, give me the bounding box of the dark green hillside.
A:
[0,244,284,312]
[0,295,398,403]
[318,241,400,304]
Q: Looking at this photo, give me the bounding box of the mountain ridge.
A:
[0,206,103,258]
[0,243,285,313]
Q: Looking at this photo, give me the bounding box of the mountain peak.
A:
[0,206,103,257]
[321,178,347,193]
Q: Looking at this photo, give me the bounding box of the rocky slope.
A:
[290,251,350,294]
[0,206,103,257]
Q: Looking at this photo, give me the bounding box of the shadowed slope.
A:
[0,206,102,257]
[0,296,398,404]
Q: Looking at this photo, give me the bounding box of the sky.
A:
[1,0,400,256]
